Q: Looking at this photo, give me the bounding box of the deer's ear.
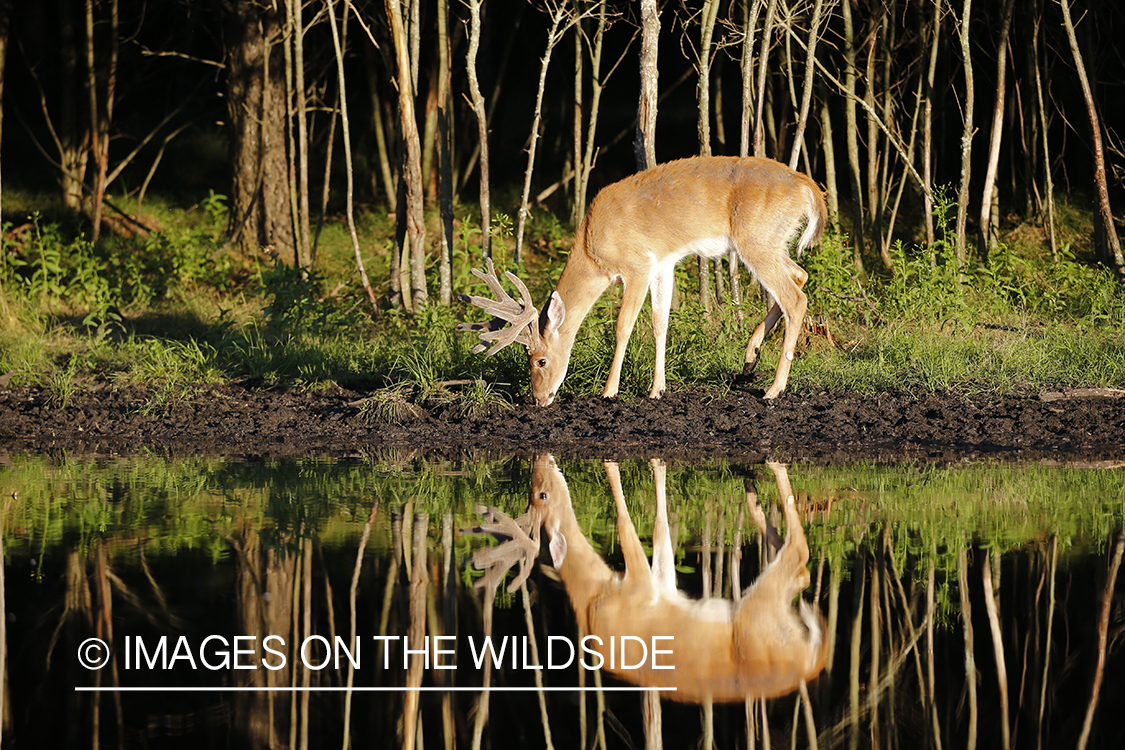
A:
[549,531,568,567]
[545,292,566,334]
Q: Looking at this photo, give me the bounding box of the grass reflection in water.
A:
[2,452,1123,749]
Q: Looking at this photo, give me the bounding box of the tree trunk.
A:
[437,0,454,304]
[571,3,584,228]
[1031,1,1057,258]
[514,2,569,264]
[466,0,491,258]
[788,0,824,171]
[954,0,975,264]
[864,8,882,259]
[327,0,378,315]
[83,0,117,244]
[697,0,720,314]
[1058,0,1124,277]
[285,0,312,268]
[819,90,839,221]
[752,0,777,158]
[575,0,607,224]
[739,0,763,158]
[841,0,866,274]
[387,0,428,308]
[636,0,659,170]
[224,0,296,263]
[978,0,1016,260]
[921,0,942,249]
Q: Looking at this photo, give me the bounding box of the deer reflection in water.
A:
[471,456,827,703]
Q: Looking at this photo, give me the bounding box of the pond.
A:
[2,452,1124,749]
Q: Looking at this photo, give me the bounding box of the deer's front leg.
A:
[603,281,649,399]
[648,268,675,398]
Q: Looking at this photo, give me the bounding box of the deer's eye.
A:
[535,358,547,368]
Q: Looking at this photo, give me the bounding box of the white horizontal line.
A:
[75,686,676,693]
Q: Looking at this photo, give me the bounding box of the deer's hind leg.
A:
[741,255,809,399]
[745,462,811,596]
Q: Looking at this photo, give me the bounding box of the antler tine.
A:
[456,257,540,356]
[464,504,543,593]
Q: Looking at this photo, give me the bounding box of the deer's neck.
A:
[550,232,612,346]
[546,503,617,632]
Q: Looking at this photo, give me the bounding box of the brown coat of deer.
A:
[459,156,827,405]
[471,456,828,703]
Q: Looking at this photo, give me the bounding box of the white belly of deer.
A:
[650,235,735,274]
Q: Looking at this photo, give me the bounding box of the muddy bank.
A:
[2,381,1124,464]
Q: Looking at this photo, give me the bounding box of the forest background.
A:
[0,0,1123,408]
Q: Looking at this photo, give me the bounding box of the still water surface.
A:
[2,452,1123,749]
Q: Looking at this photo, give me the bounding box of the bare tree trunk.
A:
[788,0,824,171]
[819,92,839,221]
[437,0,454,304]
[752,0,777,158]
[735,0,765,318]
[874,9,895,269]
[636,0,659,169]
[697,0,721,314]
[327,0,378,315]
[864,9,881,252]
[978,0,1016,260]
[1076,533,1124,750]
[841,0,866,273]
[697,0,720,157]
[466,0,491,258]
[225,0,295,262]
[740,0,763,158]
[460,4,523,196]
[422,68,439,205]
[514,1,570,263]
[286,0,312,268]
[1058,0,1124,277]
[1031,2,1057,258]
[954,0,975,264]
[921,0,942,249]
[83,0,117,243]
[387,0,428,308]
[575,0,608,224]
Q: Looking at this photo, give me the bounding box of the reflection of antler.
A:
[457,257,540,355]
[465,504,542,593]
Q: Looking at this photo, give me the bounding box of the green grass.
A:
[1,186,1123,410]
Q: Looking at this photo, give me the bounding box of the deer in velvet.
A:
[459,156,827,405]
[469,457,828,702]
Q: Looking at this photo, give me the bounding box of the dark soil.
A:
[2,380,1124,463]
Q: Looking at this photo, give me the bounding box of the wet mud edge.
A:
[3,381,1124,465]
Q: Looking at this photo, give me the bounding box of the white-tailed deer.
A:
[469,456,828,702]
[459,156,827,405]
